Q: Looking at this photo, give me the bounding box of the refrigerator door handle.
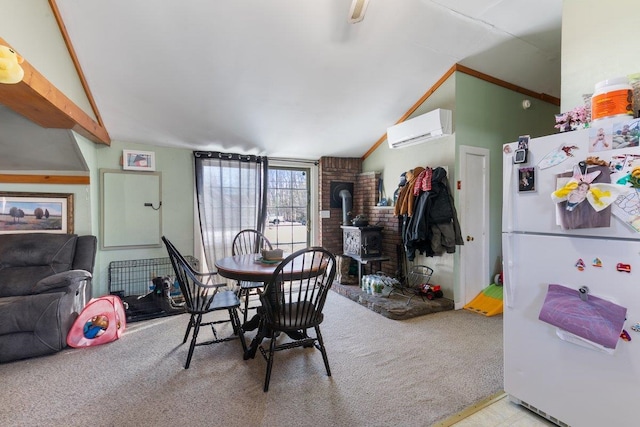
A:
[503,156,515,232]
[503,233,514,308]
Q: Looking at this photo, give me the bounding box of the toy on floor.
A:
[418,283,443,300]
[464,276,504,317]
[83,315,109,339]
[67,295,127,348]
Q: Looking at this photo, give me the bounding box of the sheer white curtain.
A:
[194,151,268,272]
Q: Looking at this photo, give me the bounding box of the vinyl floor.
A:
[441,393,558,427]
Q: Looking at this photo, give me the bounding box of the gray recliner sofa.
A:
[0,233,97,363]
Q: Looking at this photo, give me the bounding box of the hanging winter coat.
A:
[394,167,425,217]
[404,167,464,260]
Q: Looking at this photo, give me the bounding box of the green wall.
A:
[1,1,196,297]
[91,140,195,297]
[363,77,457,296]
[363,71,558,304]
[364,76,456,201]
[4,137,196,298]
[454,72,559,282]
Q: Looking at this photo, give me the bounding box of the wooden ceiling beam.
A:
[0,36,110,146]
[0,174,90,185]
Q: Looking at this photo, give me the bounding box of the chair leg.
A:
[315,326,331,377]
[185,314,202,369]
[229,308,248,354]
[183,314,195,344]
[242,288,251,324]
[244,315,266,360]
[263,330,277,392]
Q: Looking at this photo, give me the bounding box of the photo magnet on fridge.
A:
[514,135,530,164]
[517,135,530,150]
[518,167,535,192]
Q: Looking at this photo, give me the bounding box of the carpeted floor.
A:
[0,291,502,427]
[331,282,454,320]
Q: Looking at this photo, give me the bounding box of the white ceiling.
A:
[37,0,563,161]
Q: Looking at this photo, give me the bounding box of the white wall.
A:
[561,0,640,111]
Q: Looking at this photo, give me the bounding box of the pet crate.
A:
[108,256,198,322]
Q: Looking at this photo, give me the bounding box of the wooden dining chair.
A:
[232,229,273,323]
[257,246,336,391]
[162,236,247,368]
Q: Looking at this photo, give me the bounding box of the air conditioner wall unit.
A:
[386,108,453,149]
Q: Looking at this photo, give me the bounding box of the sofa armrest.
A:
[32,270,92,294]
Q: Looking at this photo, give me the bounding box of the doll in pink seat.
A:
[83,315,109,339]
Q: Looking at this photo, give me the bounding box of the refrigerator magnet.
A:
[620,329,631,342]
[616,263,631,273]
[514,135,530,164]
[518,167,535,192]
[589,125,613,153]
[575,259,586,271]
[513,148,528,164]
[517,135,530,150]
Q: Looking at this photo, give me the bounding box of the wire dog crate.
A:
[108,256,198,322]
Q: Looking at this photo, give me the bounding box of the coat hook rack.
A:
[144,201,162,211]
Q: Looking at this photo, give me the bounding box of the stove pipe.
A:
[339,189,352,225]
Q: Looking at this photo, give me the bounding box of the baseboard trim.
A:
[431,391,507,427]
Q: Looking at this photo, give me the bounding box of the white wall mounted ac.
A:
[386,108,452,149]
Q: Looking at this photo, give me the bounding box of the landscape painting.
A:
[0,192,73,234]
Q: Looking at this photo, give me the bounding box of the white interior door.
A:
[459,146,490,307]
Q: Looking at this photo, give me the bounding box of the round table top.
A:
[215,254,285,282]
[215,252,328,283]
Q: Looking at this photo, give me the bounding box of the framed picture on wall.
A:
[0,192,74,234]
[123,150,156,171]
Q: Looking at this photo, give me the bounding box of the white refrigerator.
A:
[502,124,640,427]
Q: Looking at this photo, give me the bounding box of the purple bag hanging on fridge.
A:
[538,284,627,351]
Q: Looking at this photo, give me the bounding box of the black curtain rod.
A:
[193,151,264,163]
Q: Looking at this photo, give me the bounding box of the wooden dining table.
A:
[215,252,328,282]
[215,253,285,284]
[214,252,327,359]
[215,253,287,359]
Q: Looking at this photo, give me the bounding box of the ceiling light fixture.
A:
[348,0,370,24]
